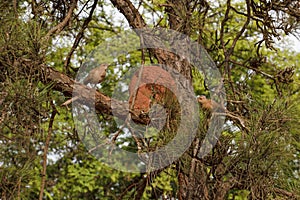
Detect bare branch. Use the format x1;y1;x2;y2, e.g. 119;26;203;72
274;188;299;199
40;64;149;124
227;0;251;56
39;101;57;200
44;0;78;41
64;0;98;73
110;0;147;28
229;59;275;80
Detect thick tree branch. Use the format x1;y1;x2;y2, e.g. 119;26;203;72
41;65;148;124
110;0;147;28
110;0;192;81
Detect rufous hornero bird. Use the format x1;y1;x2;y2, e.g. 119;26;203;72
197;95;247;130
61;64;109;106
197;95;221;111
83;63;109;85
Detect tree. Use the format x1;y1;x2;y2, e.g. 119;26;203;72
0;0;299;199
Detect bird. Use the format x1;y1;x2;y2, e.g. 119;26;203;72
83;63;109;85
197;95;218;110
197;95;248;131
61;64;108;107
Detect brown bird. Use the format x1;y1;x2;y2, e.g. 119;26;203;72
197;95;216;110
197;95;247;130
197;95;227;111
83;64;109;85
61;64;108;107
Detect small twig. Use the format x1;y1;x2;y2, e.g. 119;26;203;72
118;174;145;200
127;123;146;151
39;101;57;200
74;0;91;18
274;188;299;199
43;0;78;41
158;3;173;8
214;111;249;133
227;0;251;57
111;123;127;143
137;0;143;10
31;0;38;16
88;139;110;153
64;0;98;73
219;0;231;56
229;59;275;80
226;100;245;104
186;138;200;199
13;0;18;17
61;96;79;106
17;177;21;200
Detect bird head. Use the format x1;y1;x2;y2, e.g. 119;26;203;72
197;95;207;103
102;63;109;69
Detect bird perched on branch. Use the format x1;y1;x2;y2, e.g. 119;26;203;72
197;95;248;131
197;95;220;111
83;63;109;85
61;64;109;107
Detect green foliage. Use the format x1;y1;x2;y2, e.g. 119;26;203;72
0;0;299;199
143;168;177;198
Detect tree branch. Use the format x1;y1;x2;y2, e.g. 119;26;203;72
39;101;57;200
110;0;192;81
40;64;148;124
44;0;78;41
110;0;147;28
64;0;98;73
274;188;299;199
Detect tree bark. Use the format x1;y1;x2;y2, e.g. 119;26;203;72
109;0;216;199
40;64;149;124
